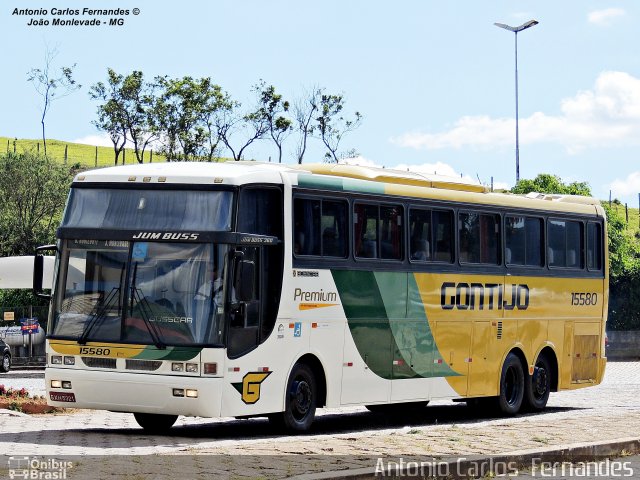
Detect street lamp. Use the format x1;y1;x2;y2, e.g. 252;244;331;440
494;19;538;183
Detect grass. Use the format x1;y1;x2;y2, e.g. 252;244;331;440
608;202;640;238
1;136;169;168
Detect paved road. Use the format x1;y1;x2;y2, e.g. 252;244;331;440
0;362;638;479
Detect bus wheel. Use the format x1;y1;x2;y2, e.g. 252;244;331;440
274;363;317;432
497;353;525;415
133;413;178;433
524;354;551;411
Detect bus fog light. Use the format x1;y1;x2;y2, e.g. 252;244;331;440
61;381;72;389
203;363;217;375
63;356;75;365
51;380;62;388
186;363;198;373
185;389;198;398
172;388;185;397
51;355;62;365
172;362;184;372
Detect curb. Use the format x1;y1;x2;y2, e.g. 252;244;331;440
289;437;640;479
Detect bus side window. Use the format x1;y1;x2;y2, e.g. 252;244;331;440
409;208;431;261
587;222;602;271
505;216;543;267
354;204;378;258
433;210;454;263
459;212;500;265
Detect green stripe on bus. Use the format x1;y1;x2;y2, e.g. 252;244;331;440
298;175;385;195
332;270;456;380
134;346;201;361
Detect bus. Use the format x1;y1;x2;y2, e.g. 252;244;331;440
35;161;608;432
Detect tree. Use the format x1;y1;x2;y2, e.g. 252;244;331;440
316;92;362;163
153;76;230;161
254;81;292;163
0;152;74;257
27;47;81;156
217;93;269;162
511;174;591;196
293;86;321;164
89;69;128;165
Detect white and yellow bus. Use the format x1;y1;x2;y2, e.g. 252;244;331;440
36;162;607;432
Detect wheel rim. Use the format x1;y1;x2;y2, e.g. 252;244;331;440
290;379;312;421
533;364;548;399
2;355;8;370
504;365;522;406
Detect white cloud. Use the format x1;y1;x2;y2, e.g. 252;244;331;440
610;171;640;197
588;8;626;27
391;71;640;154
72;133;114;148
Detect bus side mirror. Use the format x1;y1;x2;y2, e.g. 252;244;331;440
34;244;57;300
234;259;256;302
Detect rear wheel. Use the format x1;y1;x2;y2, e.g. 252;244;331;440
271;363;317;432
524;354;551;411
497;353;525;415
1;353;10;373
133;413;178;433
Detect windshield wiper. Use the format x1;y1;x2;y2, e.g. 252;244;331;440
129;287;166;350
128;262;166;349
78;287;120;345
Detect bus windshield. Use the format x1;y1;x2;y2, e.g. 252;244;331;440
51;240;229;346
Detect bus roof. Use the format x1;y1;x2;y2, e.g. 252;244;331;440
74;161;603;216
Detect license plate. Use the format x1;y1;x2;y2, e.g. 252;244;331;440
49;392;76;402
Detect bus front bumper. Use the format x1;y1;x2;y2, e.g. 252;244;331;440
46;367;223;417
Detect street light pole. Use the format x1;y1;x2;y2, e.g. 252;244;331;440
494;19;538;183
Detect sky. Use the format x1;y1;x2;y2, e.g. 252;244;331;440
1;1;639;205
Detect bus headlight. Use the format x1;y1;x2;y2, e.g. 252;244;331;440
63;356;75;365
51;355;63;365
51;380;62;388
185;363;198;373
171;363;184;372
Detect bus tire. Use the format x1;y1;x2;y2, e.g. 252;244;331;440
497;353;525;416
523;354;551;411
133;412;178;433
273;363;317;432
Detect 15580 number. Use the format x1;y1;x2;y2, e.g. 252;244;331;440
78;347;111;356
571;292;598;306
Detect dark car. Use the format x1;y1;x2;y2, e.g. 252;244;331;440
0;339;11;373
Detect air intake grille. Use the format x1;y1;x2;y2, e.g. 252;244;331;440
125;359;162;371
81;357;117;369
496;321;503;339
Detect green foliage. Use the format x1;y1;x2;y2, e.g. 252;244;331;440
0;152;74;257
316;93;362;163
603;205;640;330
511;173;592;196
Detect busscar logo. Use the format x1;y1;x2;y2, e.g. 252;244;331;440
231;372;272;404
132;232;199;241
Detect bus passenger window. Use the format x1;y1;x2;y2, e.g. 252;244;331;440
433;210;454;263
505;216;543;267
293;198;321;255
409;209;431;261
459;212;500;265
587;223;602;270
548;219;584;269
380;205;402;260
354;204;378;258
321;201;348;258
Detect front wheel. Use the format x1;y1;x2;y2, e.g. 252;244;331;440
133;413;178;433
497;353;525;416
524;354;551;411
271;363;317;432
1;353;10;373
